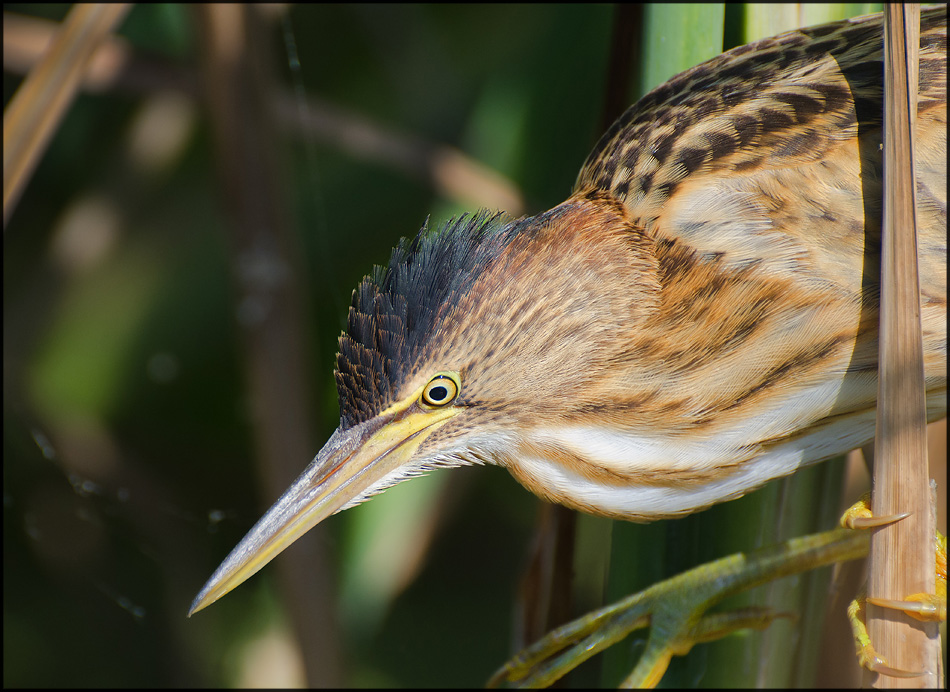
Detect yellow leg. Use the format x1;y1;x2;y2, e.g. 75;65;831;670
488;501;943;689
488;529;867;689
620;607;795;688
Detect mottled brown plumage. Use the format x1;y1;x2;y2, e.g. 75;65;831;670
191;8;946;617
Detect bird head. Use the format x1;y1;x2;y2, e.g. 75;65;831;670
189;193;657;615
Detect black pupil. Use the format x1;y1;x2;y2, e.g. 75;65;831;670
429;385;449;402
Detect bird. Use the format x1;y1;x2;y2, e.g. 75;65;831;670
190;6;947;685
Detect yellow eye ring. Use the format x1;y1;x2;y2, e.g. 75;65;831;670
421;373;460;407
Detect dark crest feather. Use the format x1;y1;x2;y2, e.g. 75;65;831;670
335;210;524;428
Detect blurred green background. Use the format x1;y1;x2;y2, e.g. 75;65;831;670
7;3;942;689
2;4;611;687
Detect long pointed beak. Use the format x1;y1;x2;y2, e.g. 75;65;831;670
189;404;458;616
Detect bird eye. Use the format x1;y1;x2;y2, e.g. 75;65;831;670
421;373;459;407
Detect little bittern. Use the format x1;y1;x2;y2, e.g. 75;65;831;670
192;6;947;683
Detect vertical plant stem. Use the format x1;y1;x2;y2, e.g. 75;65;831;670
869;3;939;688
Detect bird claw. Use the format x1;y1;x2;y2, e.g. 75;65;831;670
843;512;911;529
867;594;945;622
861;653;926;679
839;493;910;530
842;504;946;677
847;595;929;678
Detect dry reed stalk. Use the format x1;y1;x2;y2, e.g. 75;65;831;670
3;4;130;227
869;4;941;688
